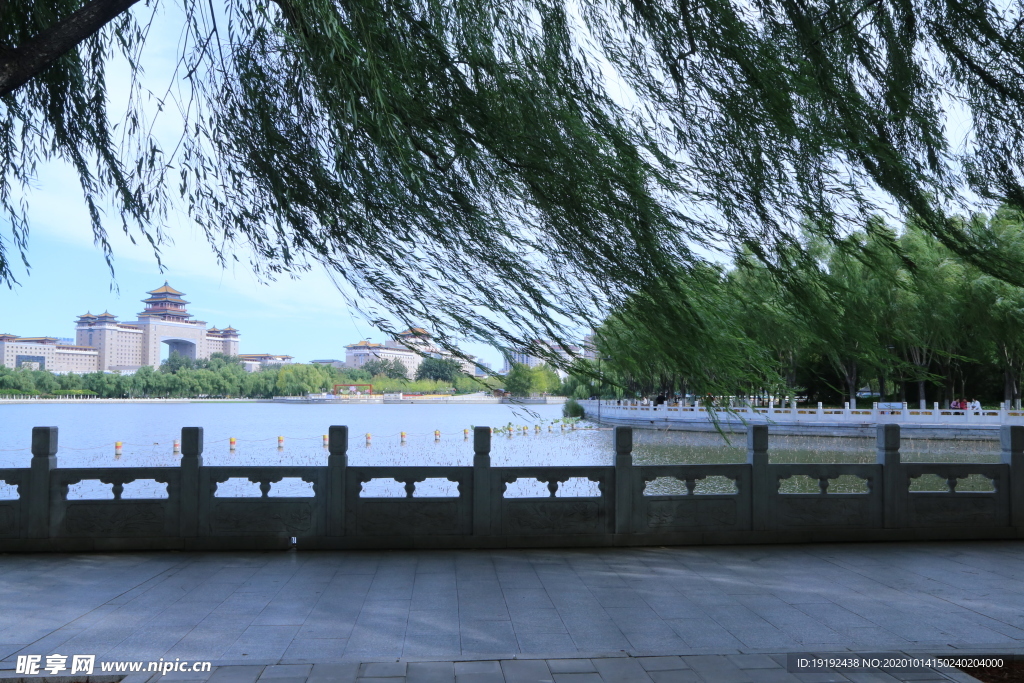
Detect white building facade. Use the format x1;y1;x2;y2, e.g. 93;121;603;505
1;283;241;374
345;328;477;377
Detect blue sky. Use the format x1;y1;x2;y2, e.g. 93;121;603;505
0;211;505;366
0;2;508;369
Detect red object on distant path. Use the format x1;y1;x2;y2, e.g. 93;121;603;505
332;383;374;395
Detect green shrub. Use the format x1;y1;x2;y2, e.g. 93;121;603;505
562;397;585;418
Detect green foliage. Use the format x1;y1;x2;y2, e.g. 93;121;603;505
529;364;561;395
9;0;1024;372
362;358;408;379
562;397;585;418
415;357;463;383
585;208;1024;407
503;363;534;397
0;356;501;399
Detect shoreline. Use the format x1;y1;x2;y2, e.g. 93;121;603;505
0;396;567;405
593;414;1004;440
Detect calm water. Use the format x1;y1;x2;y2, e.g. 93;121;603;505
0;403;1002;496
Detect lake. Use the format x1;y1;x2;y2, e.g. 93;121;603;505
0;402;1002;496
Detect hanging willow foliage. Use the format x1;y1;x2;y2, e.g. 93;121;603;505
2;0;1024;380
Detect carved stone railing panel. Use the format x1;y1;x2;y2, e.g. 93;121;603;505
898;463;1010;528
359;478;408;498
345;466;472;537
412;478;460;498
555;477;602;498
200;466;327;537
268;477;315;497
0;469;27;538
1;423;1023;548
212;478;264;497
634;464;751;533
767;464;882;530
494;466;613;535
503;478;550;498
120;480;170;499
50;467;181;538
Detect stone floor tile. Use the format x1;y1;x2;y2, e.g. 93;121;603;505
455;661;502;674
500;659;553;683
280;638;348;662
361;662;408;677
258;664;312;679
740;670;802;683
551;674;603;683
517;633;578;654
793;674;851;683
682;656;754;683
591;657;654;683
637;658;687;672
729;655;784;670
306;662;360;683
407;661;456;683
547;660;597;674
355;678;405;683
206;665;267;683
648;671;702;683
403;635;462;657
455;673;505;683
840;674;899;683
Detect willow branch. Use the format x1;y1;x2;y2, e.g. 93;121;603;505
0;0;142;97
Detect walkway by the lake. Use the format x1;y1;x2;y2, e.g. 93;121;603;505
1;542;1021;680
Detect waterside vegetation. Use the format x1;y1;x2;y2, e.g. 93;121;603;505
0;353;504;399
575;209;1024;408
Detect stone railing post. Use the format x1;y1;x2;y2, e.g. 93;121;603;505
747;424;769;531
877;424;900;528
29;427;57;538
614;426;633;535
473;427;491;535
179;427;203;538
1001;425;1024;529
327;425;348;536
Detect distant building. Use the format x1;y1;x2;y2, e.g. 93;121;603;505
1;283;243;373
0;334;99;374
345;328;476;377
310;359;346;369
238;354;294;372
504;340;583;375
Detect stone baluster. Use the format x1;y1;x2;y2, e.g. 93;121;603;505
328;425;348;536
614;426;633;535
179;427;203;537
747;424;770;531
29;427;57;538
877;424;900;529
473;426;491;535
1001;425;1024;529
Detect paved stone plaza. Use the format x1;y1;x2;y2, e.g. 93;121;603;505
1;542;1023;682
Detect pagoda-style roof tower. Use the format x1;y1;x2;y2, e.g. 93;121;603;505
139;281;193;321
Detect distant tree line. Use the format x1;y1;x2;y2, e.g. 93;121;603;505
0;353;503;398
572;208;1024;408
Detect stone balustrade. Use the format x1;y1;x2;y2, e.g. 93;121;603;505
585;400;1024;436
0;424;1022;551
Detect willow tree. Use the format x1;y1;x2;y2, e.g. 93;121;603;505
4;0;1024;371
